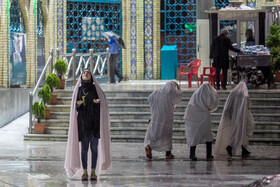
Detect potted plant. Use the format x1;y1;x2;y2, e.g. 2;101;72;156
32;101;46;134
54;59;67;89
266;24;280;82
38;84;52;119
46;73;60;105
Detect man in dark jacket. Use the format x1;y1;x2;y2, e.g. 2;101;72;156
210;29;241;90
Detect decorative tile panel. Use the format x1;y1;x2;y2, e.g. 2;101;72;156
57;0;63;50
144;0;153;80
130;0;137;80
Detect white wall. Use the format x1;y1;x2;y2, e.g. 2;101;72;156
197;19;211;76
0;88;32;128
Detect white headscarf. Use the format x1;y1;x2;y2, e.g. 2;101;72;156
144;81;182;152
214;82;255;156
184;83;219;147
64;71;112;178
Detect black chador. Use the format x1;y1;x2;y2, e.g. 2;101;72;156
76;77;100;141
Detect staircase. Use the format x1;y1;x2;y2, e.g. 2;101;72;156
24;89;280;145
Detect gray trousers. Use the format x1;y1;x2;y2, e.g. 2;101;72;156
109;53;122;83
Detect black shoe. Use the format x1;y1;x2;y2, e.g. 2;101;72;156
222;87;227;90
190;155;197;161
190;146;197;161
206;142;213;161
226;146;233;156
241;146;251;157
216;87;220;90
206;155;214;161
118;77;123;83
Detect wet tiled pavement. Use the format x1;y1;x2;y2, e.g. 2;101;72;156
0;113;280;187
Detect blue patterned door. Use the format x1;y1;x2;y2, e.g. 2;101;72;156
161;0;197;65
67;0;122;74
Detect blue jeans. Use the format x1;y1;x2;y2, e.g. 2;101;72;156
81;135;99;169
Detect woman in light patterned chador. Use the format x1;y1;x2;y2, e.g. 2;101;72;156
65;69;112;181
144;81;182;160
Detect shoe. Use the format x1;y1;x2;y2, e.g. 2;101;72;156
241;145;251;157
206;155;214;161
166;154;175;159
206;142;213;161
145;146;152;159
118;76;123;83
81;173;88;181
226;146;232;156
90;171;97;180
222;87;227;90
190;155;197;161
216;87;220;90
190;146;197;161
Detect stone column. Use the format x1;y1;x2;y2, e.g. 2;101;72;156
121;0;131;80
136;0;144;80
0;0;10;87
153;0;160;79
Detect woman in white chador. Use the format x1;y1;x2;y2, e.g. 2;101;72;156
184;83;219;161
144;81;182;159
214;82;255;157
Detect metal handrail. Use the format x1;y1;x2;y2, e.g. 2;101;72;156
28;49;54;134
64;49;109;85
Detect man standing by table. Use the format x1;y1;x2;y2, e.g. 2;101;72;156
210;29;241;90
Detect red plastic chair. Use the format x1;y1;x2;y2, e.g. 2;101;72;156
179;59;202;88
200;67;223;88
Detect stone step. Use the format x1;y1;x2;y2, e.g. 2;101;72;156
24;134;68;141
46;105;70;112
104;97;280;105
44;106;280;122
46;104;280;117
53;90;195;98
24;133;280;145
109;127;280;139
52;89;280;98
53;95;280;107
108;112;280;122
39;118;280;131
50;112;70;119
108;104;280;114
110;135;280;145
39;121;280;141
110;120;280;130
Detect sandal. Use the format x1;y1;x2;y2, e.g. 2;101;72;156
81;173;88;181
145;146;152;159
90;171;97;180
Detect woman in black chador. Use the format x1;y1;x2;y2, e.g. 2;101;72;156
76;69;100;180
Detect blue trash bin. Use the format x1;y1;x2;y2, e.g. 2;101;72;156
161;45;177;80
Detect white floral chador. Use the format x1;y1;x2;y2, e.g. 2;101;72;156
184;83;219;147
144;81;182;152
214;82;255;156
